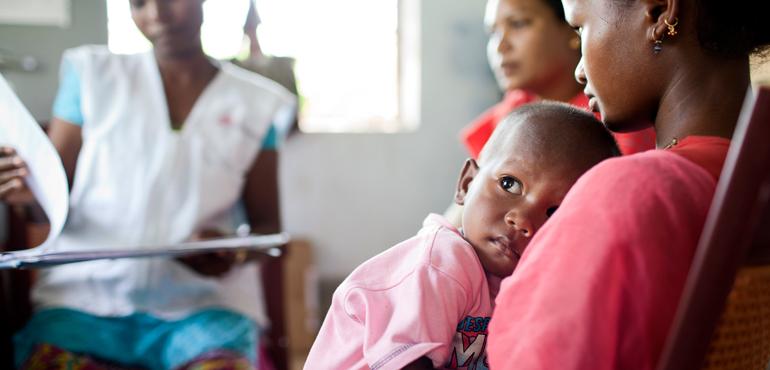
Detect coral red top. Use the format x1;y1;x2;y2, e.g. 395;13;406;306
460;89;657;157
488;136;731;370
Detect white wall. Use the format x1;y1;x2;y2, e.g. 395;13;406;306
280;0;500;281
0;0;107;121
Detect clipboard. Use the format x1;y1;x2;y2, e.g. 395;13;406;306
0;233;289;269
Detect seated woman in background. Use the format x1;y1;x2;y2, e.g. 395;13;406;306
488;0;769;368
462;0;656;157
0;0;294;369
234;0;299;136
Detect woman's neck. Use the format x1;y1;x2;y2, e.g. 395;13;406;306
154;48;217;82
153;47;219;128
654;55;750;148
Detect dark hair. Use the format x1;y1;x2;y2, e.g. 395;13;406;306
516;102;621;157
695;0;770;58
542;0;567;22
480;102;621;164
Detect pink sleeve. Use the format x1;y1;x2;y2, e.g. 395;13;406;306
351;264;470;369
488;152;716;370
305;240;477;370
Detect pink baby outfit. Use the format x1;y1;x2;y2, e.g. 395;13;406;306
304;214;497;370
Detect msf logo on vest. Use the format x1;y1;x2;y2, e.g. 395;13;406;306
446;316;490;369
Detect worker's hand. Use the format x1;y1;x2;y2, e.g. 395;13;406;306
0;146;35;205
176;229;254;277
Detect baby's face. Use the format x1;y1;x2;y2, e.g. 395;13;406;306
456;126;591;277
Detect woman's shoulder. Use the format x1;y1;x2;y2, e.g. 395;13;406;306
61;45;146;76
63;44;141;63
559;150;718;232
511;150;720;290
582;150;717;192
63;44;112;59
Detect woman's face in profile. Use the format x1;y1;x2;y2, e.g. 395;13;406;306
564;0;657;132
129;0;204;58
485;0;579;94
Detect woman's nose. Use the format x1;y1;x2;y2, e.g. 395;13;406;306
491;28;512;55
145;0;172;23
575;58;587;85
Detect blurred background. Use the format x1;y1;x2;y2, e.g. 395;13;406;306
0;0;500;367
1;1;768;368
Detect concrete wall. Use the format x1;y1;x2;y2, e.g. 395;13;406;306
0;0;107;121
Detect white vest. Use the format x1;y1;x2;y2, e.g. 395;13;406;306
32;46;295;327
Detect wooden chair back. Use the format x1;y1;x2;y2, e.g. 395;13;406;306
657;86;770;370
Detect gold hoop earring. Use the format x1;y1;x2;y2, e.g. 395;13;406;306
664;17;679;36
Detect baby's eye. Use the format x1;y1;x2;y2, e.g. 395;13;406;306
499;176;523;195
546;206;559;218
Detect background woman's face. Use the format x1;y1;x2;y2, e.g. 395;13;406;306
130;0;204;58
564;0;659;132
485;0;579;94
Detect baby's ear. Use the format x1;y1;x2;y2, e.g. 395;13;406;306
454;158;479;206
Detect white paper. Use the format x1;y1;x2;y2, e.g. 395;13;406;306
0;74;69;252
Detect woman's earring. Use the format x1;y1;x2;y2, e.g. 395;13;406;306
664;18;679;36
653;39;663;55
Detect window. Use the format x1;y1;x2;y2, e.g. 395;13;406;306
107;0;251;58
106;0;420;133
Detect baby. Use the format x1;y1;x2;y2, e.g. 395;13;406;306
304;102;620;370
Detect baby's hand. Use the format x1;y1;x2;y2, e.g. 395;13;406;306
0;146;34;205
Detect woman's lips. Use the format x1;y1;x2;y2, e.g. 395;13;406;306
586;94;599;113
501;62;519;76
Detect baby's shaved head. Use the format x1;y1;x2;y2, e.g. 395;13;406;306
456;102;619;277
478;102;620;170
